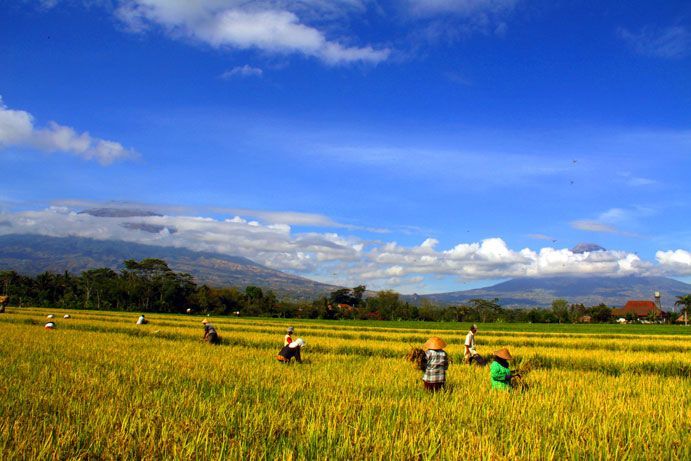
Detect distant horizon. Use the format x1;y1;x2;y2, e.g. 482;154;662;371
1;232;689;297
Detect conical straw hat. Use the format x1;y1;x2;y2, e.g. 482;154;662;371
423;336;447;350
493;348;512;360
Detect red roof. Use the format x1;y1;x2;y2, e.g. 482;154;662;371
611;300;660;318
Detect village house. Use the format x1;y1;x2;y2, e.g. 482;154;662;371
611;300;666;320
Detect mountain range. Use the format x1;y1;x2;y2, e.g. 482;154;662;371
0;233;689;308
0;234;336;300
413;276;690;309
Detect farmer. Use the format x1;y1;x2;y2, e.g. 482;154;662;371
276;338;305;364
44;322;56;330
490;348;519;390
464;324;484;365
0;294;8;313
136;314;148;325
422;336;449;392
202;319;220;344
284;326;295;346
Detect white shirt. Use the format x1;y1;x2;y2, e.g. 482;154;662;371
464;331;476;356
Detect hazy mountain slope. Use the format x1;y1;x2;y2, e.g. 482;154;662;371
0;234;336;300
417;276;691;308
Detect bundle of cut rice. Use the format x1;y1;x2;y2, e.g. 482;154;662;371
405;347;427;371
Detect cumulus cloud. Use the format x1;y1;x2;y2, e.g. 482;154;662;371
365;235;652;281
656;249;691;275
0;98;137;164
0;205;685;291
617;25;691;59
115;0;389;65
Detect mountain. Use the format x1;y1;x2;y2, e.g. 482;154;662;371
571;243;606;254
78;207;163;218
0;234;337;300
415;276;691;309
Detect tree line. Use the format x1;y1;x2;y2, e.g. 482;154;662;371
1;258;685;323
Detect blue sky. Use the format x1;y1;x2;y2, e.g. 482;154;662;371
1;0;690;293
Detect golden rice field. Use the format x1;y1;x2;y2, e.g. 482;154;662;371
1;307;689;460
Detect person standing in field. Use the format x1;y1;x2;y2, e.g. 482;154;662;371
464;324;485;365
276;338;304;364
490;348;519;390
284;326;294;346
202;319;220;345
422;336;449;392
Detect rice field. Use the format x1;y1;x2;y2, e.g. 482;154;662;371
1;307;689;460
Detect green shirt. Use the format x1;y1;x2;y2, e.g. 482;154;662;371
490;360;511;390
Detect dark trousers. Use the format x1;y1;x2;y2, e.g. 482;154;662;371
277;346;302;363
206;332;220;344
424;381;445;392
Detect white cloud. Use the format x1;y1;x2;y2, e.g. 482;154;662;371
0;98;136;164
0;205;684;291
368;235;650;281
571;220;619;234
617;25;691;59
528;233;556;242
572;206;657;236
313;143;569;187
656;249;691;275
221;65;263;78
115;0;389;65
402;0;518;44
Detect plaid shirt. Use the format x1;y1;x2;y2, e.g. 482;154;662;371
422;349;448;383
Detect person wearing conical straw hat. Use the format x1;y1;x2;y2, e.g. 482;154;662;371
202;318;220;345
490;348;516;390
422;336;449;392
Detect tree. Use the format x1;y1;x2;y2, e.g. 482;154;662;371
569;303;586;322
81;268;117;309
551;299;570;323
374;290;402;320
468;298;503;323
587;304;612;323
352;285;366;306
0;270;18;296
674;295;691;326
121;259;196;311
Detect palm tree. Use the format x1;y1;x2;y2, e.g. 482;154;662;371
674;295;691;326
